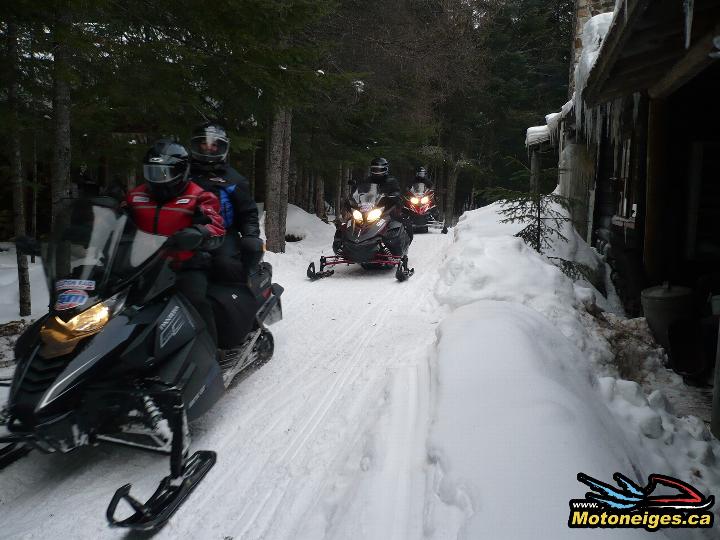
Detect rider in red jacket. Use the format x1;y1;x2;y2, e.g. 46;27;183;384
125;139;225;343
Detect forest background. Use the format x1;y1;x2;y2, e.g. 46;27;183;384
0;0;574;311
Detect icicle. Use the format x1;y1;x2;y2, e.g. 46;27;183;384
684;0;694;49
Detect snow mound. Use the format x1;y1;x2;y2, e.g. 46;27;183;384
435;203;615;367
284;204;334;243
433;201;720;537
426;301;648;539
0;245;49;325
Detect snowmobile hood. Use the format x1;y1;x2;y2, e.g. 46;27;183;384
34;314;137;414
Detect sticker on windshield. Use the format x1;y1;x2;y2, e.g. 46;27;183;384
55;279;95;291
55;290;89;311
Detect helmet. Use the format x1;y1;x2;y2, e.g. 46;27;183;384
415;167;427;179
190;122;230;168
142;139;190;202
369;157;389;178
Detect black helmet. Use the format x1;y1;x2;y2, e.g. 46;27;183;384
415;167;427;179
369;157;389;178
190;122;230;167
142;139;190;202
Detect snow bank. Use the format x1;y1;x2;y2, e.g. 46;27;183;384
431;202;720;538
284;203;335;243
259;204;336;280
435;203;616;367
0;244;49;325
426;301;649;539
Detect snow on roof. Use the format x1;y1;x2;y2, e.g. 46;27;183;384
546;112;561;141
525;125;550;147
574;12;615;129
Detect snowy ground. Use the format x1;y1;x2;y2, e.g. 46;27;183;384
0;204;719;539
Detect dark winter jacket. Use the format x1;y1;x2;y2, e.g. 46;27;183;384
190;165;261;239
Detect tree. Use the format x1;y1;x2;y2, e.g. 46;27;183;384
6;19;31;316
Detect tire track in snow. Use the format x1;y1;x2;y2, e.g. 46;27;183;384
229;238;444;540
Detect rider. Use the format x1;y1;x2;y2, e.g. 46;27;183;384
367;157;413;241
188;122;263;283
413;166;432;189
125;139;225;344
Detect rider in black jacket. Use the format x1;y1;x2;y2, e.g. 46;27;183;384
189;122;263;281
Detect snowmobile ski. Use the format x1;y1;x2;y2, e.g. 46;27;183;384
307;260;334;280
395;255;415;282
106;450;216;531
0;442;31;470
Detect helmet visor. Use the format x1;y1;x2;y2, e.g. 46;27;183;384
369;165;388;176
190;135;229;160
143;163;185;184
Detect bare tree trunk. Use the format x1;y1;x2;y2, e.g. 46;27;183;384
8;21;31;317
31;134;38;264
249;146;257;197
315;174;326;221
51;8;72;227
342;164;351;201
335;164;343;221
444;156;461;227
265;107;291;253
278;108;292;242
288;157;297;206
304;169;312;212
308;171;315;214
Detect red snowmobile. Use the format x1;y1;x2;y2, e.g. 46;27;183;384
403;182;447;233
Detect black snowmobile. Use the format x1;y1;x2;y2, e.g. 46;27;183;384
307;182;414;281
0;196;283;531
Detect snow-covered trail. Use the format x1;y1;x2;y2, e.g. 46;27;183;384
0;231;452;540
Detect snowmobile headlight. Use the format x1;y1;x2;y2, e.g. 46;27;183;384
366;208;383;222
39;291;128;358
63;302;110;334
63;291;127;335
410;197;420;205
420;196;429;204
352;210;363;222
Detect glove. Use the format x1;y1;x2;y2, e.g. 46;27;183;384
239;236;264;277
166;226;206;251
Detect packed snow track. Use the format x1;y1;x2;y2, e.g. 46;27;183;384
0;231;451;539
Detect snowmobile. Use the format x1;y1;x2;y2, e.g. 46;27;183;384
403;182;447;234
307;182;414;281
0;196;283;531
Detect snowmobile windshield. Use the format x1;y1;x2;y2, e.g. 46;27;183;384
410;182;427;195
43;198;167;303
351;183;380;209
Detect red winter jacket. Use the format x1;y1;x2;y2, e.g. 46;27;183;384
125;181;225;262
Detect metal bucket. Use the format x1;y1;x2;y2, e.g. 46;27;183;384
641;282;694;358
